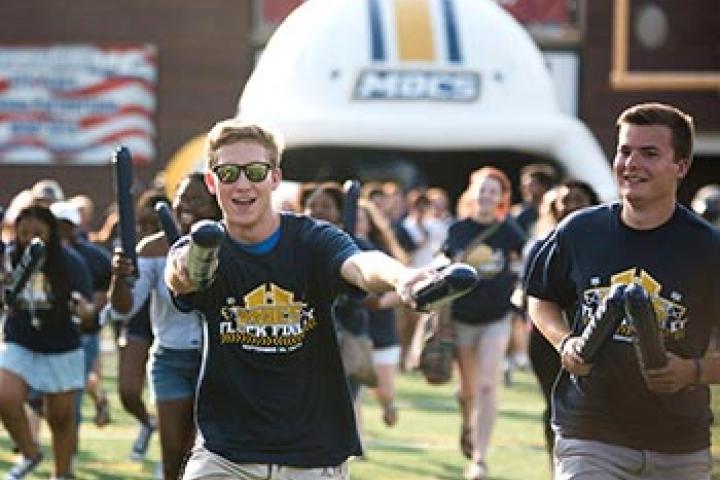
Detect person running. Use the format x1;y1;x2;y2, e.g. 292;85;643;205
356;198;408;427
109;173;222;479
0;205;94;480
50;199;113;445
527;102;720;480
521;180;599;464
439;167;526;480
113;188;167;461
164;118;431;480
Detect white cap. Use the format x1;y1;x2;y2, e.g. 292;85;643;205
50;201;81;226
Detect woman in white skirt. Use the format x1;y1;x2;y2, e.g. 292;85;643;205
0;205;95;480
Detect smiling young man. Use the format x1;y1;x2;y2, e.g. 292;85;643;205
526;103;720;480
164;118;428;480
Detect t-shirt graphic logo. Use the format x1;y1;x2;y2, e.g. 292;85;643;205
465;243;504;278
17;272;53;310
581;267;687;342
218;283;317;353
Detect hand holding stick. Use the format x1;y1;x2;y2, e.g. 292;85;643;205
411;263;478;313
624;282;668;369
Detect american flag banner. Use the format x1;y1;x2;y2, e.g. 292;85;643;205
0;44;156;165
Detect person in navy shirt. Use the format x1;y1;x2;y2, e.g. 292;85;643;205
527;103;720;480
0;205;94;480
164;119;431;480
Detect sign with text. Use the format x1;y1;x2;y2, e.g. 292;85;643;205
354;69;480;102
0;44;156;164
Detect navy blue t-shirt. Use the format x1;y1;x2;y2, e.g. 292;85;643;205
4;245;93;353
442;218;526;324
526;203;720;453
71;238;111;333
177;214;362;467
355;237;398;348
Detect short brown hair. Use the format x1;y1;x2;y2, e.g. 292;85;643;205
616;102;695;163
205;118;282;169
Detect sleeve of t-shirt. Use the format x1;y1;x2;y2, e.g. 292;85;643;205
506;219;529;254
525;227;576;308
94;246;112;292
310;222;361;298
66;249;93;301
440;220;462;258
521;238;546;287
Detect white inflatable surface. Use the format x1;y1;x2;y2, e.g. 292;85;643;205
234;0;616;199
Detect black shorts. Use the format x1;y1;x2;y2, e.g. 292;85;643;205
117;298;154;345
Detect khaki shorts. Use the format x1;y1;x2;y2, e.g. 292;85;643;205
182;445;349;480
452;312;512;348
554;436;711;480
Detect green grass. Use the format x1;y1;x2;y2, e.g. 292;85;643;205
1;348;719;479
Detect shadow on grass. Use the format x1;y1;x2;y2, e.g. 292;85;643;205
364;452;463;480
497;408;542;423
401;390;456;413
0;431;151;480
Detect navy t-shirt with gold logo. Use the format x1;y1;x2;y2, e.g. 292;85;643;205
527;203;720;453
176;213;362;467
4;245;93;353
442;218;526;324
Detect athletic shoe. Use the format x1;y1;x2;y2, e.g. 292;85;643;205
130;417;157;461
94;395;111;427
382;402;398;427
463;460;487;480
5;452;43;480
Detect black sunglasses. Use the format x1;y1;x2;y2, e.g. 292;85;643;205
212;162;273;184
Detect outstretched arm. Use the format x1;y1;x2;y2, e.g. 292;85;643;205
340;250;425;307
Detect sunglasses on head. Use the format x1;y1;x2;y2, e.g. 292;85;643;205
212;162;273;184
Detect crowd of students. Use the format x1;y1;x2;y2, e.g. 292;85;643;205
1;103;719;480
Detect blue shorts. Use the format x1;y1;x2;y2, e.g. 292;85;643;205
0;342;84;393
150;345;201;402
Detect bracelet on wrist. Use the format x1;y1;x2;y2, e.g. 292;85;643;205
558;333;573;354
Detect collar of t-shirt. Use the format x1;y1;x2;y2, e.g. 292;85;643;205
233;225;281;255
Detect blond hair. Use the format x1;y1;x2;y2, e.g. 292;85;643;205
205;118;283;169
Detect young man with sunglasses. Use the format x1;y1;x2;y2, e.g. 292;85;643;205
526;103;720;480
165;118;429;480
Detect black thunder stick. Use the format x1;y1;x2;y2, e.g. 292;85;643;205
577;283;626;362
112;146;138;284
155;202;180;246
3;238;46;309
411;263;478;313
624;282;668;369
186;220;224;290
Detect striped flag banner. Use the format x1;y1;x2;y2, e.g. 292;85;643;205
0;44;156;165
